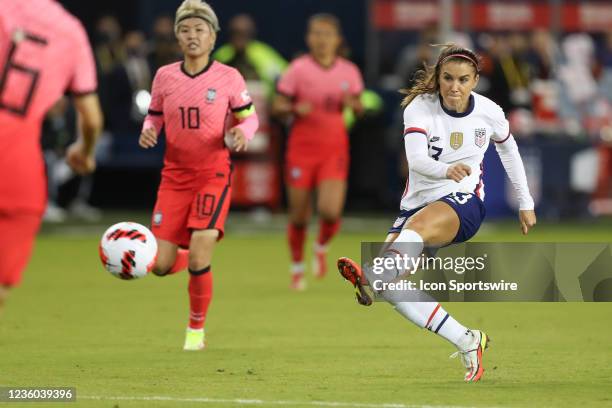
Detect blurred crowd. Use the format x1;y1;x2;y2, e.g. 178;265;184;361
381;27;612;215
42;13;612;222
385;26;612;140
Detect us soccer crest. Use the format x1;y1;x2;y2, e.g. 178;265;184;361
206;88;216;103
474;128;486;148
450;132;463;150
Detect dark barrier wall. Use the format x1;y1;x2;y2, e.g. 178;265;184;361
483;138;594;219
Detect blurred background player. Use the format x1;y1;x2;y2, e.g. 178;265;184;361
138;0;259;351
337;44;536;382
273;14;364;290
41;97;105;223
0;0;103;314
149;15;183;73
213;13;287;102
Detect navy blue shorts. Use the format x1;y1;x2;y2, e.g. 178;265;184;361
388;192;486;243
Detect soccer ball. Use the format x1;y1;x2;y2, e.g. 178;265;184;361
99;222;158;280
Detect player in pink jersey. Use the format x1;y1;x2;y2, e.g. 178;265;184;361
0;0;103;314
273;14;364;290
138;0;258;350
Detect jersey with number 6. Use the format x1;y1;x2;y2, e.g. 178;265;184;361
0;0;97;213
144;60;253;187
401;92;510;210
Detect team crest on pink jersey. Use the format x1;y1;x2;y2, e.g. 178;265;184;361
153;211;163;226
206;88;216;103
290;167;302;179
474;128;486;148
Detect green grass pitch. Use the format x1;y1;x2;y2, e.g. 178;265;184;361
1;215;611;408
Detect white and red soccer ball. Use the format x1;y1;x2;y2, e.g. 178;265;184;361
99;222;158;280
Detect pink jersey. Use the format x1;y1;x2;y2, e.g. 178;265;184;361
277;55;364;153
143;61;253;187
0;0;97;213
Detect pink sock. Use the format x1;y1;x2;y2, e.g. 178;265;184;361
188;266;212;330
168;249;189;274
288;224;306;263
317;219;341;247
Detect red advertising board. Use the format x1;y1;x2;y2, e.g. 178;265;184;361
470;2;551;31
372;0;612;31
231;161;281;208
563;3;612;31
373;0;459;30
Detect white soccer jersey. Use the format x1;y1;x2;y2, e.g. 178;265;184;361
401;92;533;211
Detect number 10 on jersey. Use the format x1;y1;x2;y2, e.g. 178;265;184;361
179;107;200;129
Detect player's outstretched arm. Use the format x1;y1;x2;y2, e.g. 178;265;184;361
272;94;311;120
494;134;536;235
405;131;456;180
446;163;472;182
139;127;158;149
139;68;164;149
519;210;536;235
342;93;364;116
229;108;259;152
271;94;292;118
66;94;103;175
228;127;247;152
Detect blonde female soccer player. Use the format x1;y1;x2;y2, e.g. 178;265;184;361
337;44;536;382
273;14;364;290
139;0;258;350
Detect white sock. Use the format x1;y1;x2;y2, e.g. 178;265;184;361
393;302;438;327
314;242;327;254
291;262;305;275
373;229;424;284
377;229;471;349
186;327;204;333
394;302;470;348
